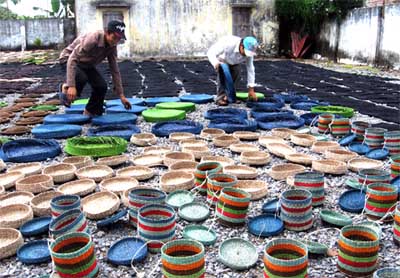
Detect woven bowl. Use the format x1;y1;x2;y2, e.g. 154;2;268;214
75;165;113;182
233;131;260;141
266;143;296;158
168;161;198;173
42;163;76;184
284;153;315;165
290;133;317;147
311;141;340;153
130;133;157;146
213;135;240;148
0;204;33;229
347;157;384;172
0;171;25;189
234;180;268;200
325;149;358;162
116;165;155;180
0;228;23;259
0;191;34;207
30;191;63;217
223;165;258;179
96;154;129;167
142;146;172;156
271;128;297;139
229;143;259;153
200;156;235;167
82;191;120;220
57;179;97;196
99;176;139;196
200;128;225;140
179;139;207;148
8;162;42;176
312;159;347;175
164;152;195;167
269;163;306;180
240;151;271;166
132;154;164;167
62;156;93;169
258;135;286;147
169;132;195;142
182;145;211;160
160;170;195;192
16;174;54;194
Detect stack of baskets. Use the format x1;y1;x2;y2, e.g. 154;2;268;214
216;187;250;227
194;162;222;194
293;172;325;206
280;189;313;231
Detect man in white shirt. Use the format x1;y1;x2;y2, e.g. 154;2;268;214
207;36;259;106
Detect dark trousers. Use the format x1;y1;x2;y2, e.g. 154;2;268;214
61;63;107;115
216;64;241;102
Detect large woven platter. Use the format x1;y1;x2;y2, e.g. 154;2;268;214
82;191;120;220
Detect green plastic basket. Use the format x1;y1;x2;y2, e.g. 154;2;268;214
65;136;127;157
311;105;354;118
30;105;58;111
155;102;196;112
142;108;186;123
236;91;265;101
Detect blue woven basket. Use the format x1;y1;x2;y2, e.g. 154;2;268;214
145;97;181;107
2;139;61;162
107;237;147;266
105;105;147;114
208;118;257;133
204;108;247;120
43;114;91;125
179;94;214;104
258;115;305;130
87;124;140;140
106;98;145;107
17;240;51;264
248;214;284;237
20;216;51;237
91;113;138;126
32;124;82;139
151;120;203;137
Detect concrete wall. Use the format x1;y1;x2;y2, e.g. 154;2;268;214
75;0;278;58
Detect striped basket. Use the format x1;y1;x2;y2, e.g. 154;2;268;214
49;209;89;239
358;169;391;186
138;204;176;253
161;239;205;278
206;173;237;205
331;118;350;137
194;162;222;195
384;131;400;155
337;225;380;277
351;121;371;142
390;155;400;178
50;232;99;278
263;238;308;278
280;189;313;231
128;188;166;228
394;204;400;246
317;114;333;134
294;172;325;206
365;128;387;149
50;194;81;218
365;183;398;221
216;187;250;227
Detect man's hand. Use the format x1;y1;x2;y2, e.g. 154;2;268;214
120;96;132;110
248;87;258;101
67;87;77;103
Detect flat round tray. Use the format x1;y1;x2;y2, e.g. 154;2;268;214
20;216;51;237
178;202;210;222
319;209;353;227
166;190;194;209
182;225;217;246
97;209;127;228
262;198;281;214
218;238;258;270
248;214;284;237
17;240;51;264
338;189;366;213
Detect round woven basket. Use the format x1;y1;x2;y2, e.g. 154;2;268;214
0;191;34;207
240;151;271;166
42;163;77;184
62;156;93;169
234;180;268;200
75;165;113;182
294;172;325;206
132;154;164;167
116;165;155;180
312;159;347;175
57;179;96;197
82;191;120;220
0;228;23;260
311;141;340;153
223;165;258;179
200;128;225;140
169;132;195;142
229;143;259;153
181;145;211;160
269;163;306;180
168;161;198;173
207;173;237;205
365;183;398;221
130;133;157;146
50;194;81;218
99;176;139;196
8;162;42;176
96;154;129;167
233;131;260;141
180;139;207;148
143;146;172;156
161;239;205;278
0;171;25;189
213;135;239;148
258;135;286;147
30;190;63;217
16;174;54;193
290;133;317;147
271;128;297;139
325;149;358;162
266;143;296;158
0;204;33;229
347;157;384;172
394;204;400;246
284;153;314;165
264;238;308;278
216;187;250;227
49;209;89;239
281;189;313;231
164;152;195;167
200;156;234;167
160;170;195;192
194;161;223;194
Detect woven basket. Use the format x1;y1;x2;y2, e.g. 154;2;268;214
161;239;205;278
160;170;195;192
96;154;129;167
181;145;211;160
207;173;237;204
325;149;358;162
258;135;286;147
337;225;379;277
130;133;157;146
0;191;34;207
50;194;81;218
143;146;172;156
290;133;317;147
233;131;260;141
82;191;120;220
30;191;63;217
49;209;89;239
0;204;33;229
15;174;53;193
269;163;306;180
0;171;25;189
294;172;325;206
128;188;166;228
240;151;271;166
271;128;297;139
42;163;77;184
116;165;155;180
50;232;99;277
266;143;296;158
62;156;93;169
200;156;234;167
164;152;195;167
234;180;268;200
229;143;259;153
348;157;384;172
216;187;250;227
168;161;198;173
57;179;96;197
365;183;397;220
311;141;340;153
312;159;347;175
0;228;23;260
358;169;390;186
284;153;314;166
8;162;42;176
138;204;176;253
132;154;164;167
223;165;258;179
194;161;223;194
281;189;313;231
200;128;225;140
75;165;113;182
212;135;239;148
99;176;139;196
394;204;400;246
264;238;308;278
169;132;195;142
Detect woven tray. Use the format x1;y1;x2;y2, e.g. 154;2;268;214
200;156;235;167
269;163;306;180
240;151;271;166
0;171;25;189
266;143;296;158
130;133;157;146
169;132;195;142
229;143;259;153
75;165;113;182
0;228;23;259
168;161;198;173
132;154;164;167
15;174;54;194
96;154;129;167
116;165;155;180
232;131;260;141
311;141;340;153
99;176;139;195
234;180;268;200
284;153;314;165
0;204;33;229
218;238;258;270
142;146;172;156
30;191;63;217
312;159;347;175
42;163;76;183
258;135;286;147
62;156;93;169
223;165;258;179
164;152;195;167
160;170;195;192
0;191;34;207
57;179;96;196
213;135;240;148
290;133;317;147
347;157;384;172
7;162;42;176
82;191;120;220
200;128;225;140
271;128;297;139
